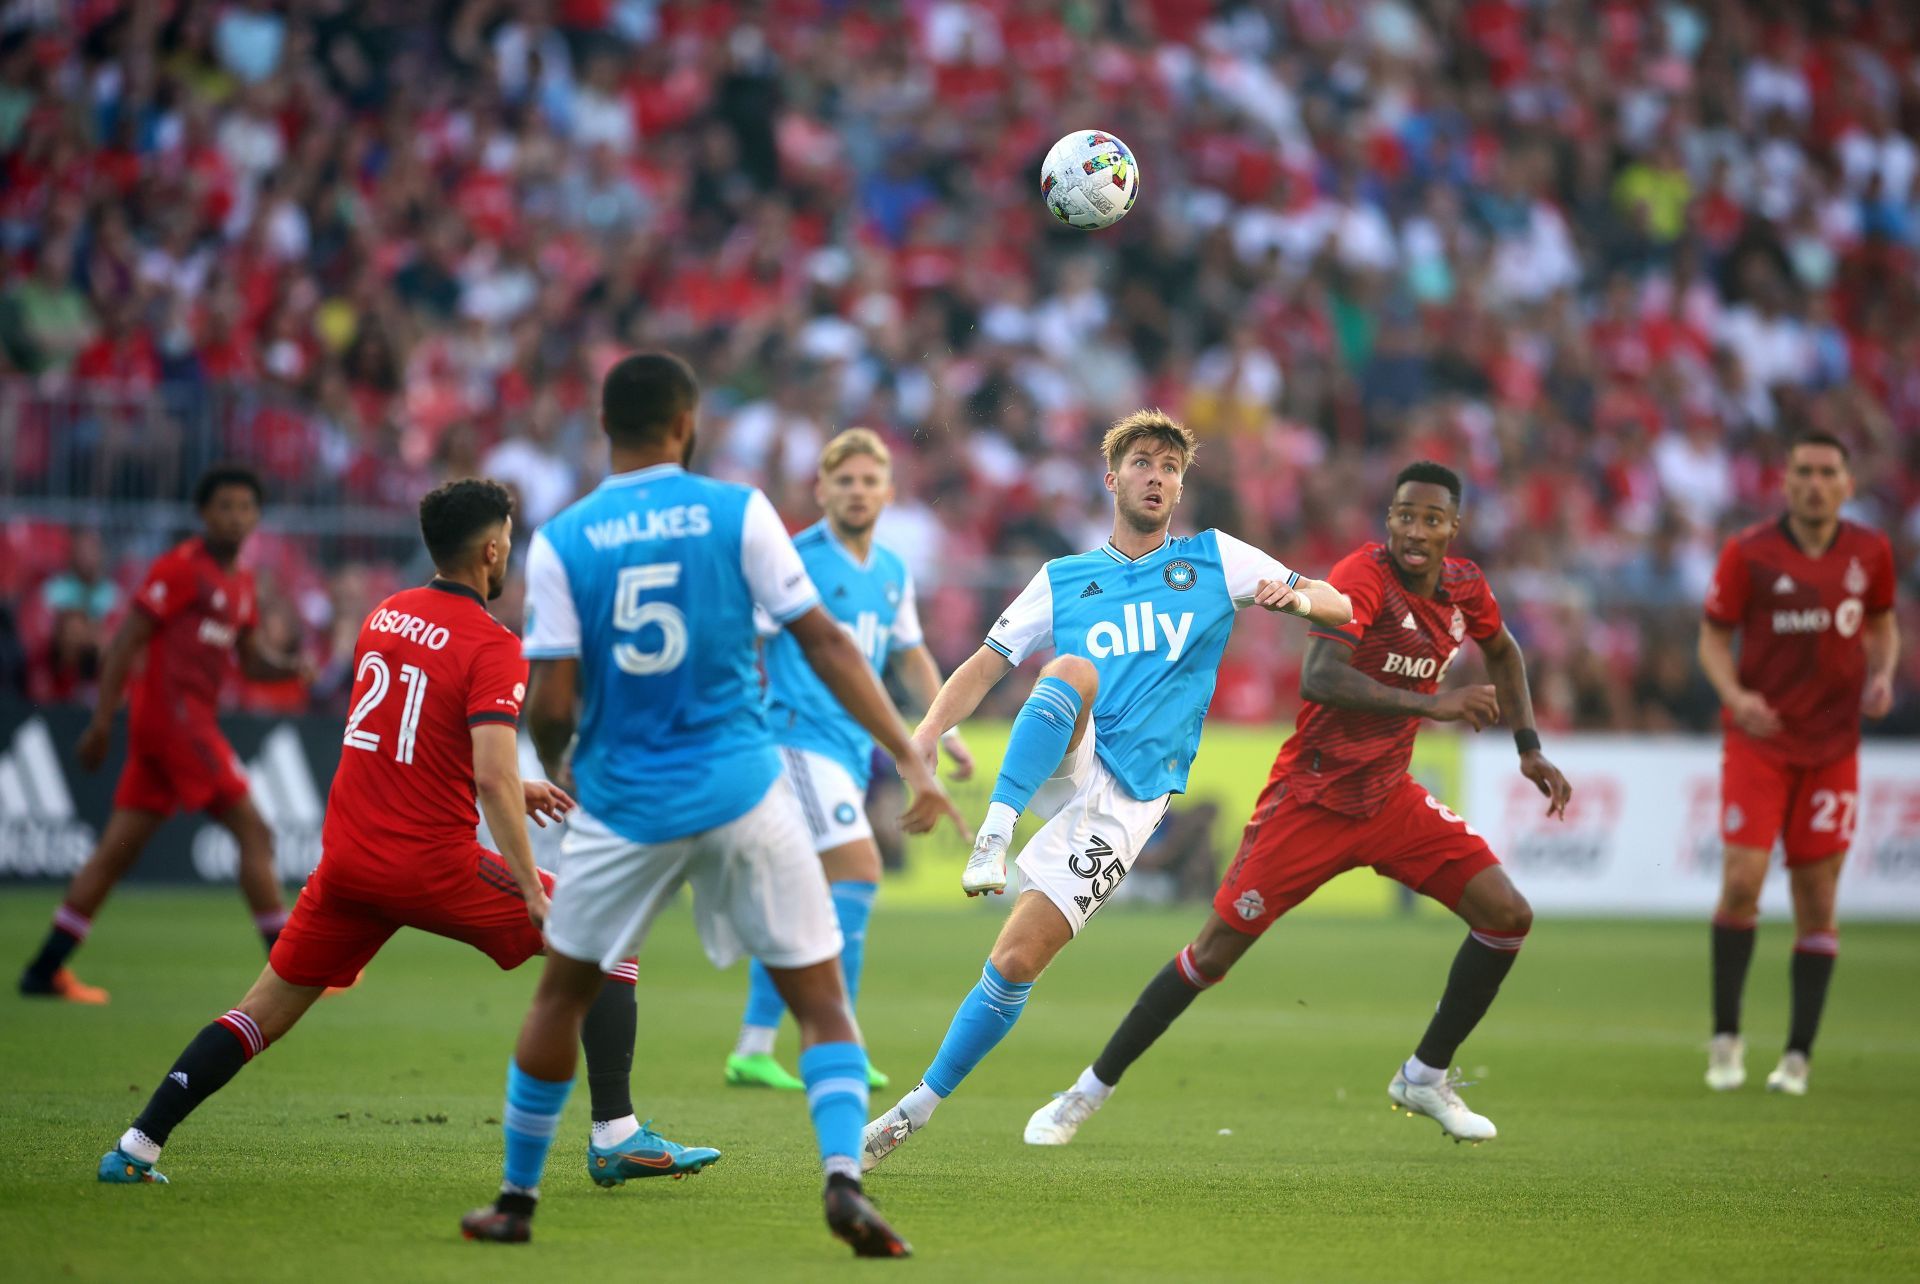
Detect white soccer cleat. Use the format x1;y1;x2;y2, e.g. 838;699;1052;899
1765;1051;1810;1096
1024;1088;1104;1146
1388;1068;1497;1144
961;831;1009;897
1705;1034;1747;1091
861;1104;918;1172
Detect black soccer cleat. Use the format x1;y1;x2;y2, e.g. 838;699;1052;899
824;1180;912;1258
460;1203;532;1244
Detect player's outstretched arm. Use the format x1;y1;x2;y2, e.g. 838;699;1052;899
471;723;549;929
1697;620;1781;737
76;609;155;771
891;644;977;780
1477;626;1572;818
524;658;579;789
1251;576;1352;627
1299;634;1499;728
237;627;309;683
787;606;969;838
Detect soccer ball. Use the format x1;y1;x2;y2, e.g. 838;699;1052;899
1039;130;1140;231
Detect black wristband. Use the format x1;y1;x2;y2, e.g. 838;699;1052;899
1514;728;1541;755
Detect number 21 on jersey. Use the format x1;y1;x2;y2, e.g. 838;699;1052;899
343;652;428;764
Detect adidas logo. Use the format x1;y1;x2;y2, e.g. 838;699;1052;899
192;725;324;882
1080;581;1104;598
0;716;96;877
1402;612;1418;630
169;1071;189;1089
1774;574;1796;595
833;585;849;598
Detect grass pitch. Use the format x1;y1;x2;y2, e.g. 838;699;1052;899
2;890;1916;1283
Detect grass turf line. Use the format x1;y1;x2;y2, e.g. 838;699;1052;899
2;890;1916;1282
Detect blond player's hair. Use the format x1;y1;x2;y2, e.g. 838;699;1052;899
819;427;891;476
1101;409;1197;473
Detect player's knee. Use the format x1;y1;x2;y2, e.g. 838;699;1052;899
1041;654;1098;705
1485;893;1533;937
988;940;1049;985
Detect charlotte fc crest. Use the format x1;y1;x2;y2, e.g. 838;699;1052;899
1163;560;1196;591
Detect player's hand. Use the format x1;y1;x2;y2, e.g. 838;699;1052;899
909;725;941;776
1520;750;1573;820
1728;689;1782;738
1429;685;1500;730
897;757;971;841
1252;579;1309;616
524;888;551;932
1863;674;1895;719
524;780;576;828
76;719;111;772
941;728;976;781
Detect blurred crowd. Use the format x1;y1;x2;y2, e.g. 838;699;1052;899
2;0;1919;734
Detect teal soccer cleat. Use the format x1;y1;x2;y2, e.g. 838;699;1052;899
99;1149;168;1184
586;1122;721;1186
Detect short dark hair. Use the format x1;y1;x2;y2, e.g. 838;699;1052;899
602;351;699;447
194;464;264;510
1789;430;1851;463
1393;460;1463;506
419;478;513;569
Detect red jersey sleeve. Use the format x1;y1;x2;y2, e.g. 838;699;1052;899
1463;567;1504;641
133;549;196;624
1704;537;1748;626
1310;549;1384;649
1867;531;1896;614
467;630;528;728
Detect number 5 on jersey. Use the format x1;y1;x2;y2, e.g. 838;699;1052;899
343;652;428;764
615;563;687;675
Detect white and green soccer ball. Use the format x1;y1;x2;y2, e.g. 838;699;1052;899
1039;129;1140;231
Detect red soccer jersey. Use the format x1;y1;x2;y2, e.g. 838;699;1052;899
128;538;256;733
1704;518;1896;766
321;582;527;888
1273;544;1504;818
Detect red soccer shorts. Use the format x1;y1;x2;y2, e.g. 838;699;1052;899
1213;773;1500;936
270;845;551;989
113;720;250;817
1720;735;1858;866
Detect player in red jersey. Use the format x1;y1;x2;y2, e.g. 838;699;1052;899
19;466;307;1004
96;480;718;1186
1698;431;1898;1097
1024;462;1572;1146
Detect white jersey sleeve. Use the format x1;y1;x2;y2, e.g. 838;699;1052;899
889;571;925;652
1214;530;1301;608
983;566;1054;665
522;529;582;659
741;489;821;624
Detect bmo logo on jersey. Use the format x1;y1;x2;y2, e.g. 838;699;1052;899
1774;598;1864;638
197;618;238;648
1085;603;1195;663
1383;646;1461;681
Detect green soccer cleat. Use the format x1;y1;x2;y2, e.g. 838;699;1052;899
586;1122;721;1186
865;1059;891;1091
725;1052;806;1091
98;1149;167;1184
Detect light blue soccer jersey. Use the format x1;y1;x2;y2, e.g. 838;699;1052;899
984;531;1299;801
762;522;923;789
522;464;820;844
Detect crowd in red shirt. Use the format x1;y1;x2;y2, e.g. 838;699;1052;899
1;0;1918;734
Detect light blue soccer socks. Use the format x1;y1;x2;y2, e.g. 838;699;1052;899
988;677;1082;822
742;958;787;1035
501;1060;574;1195
799;1041;870;1178
921;961;1034;1099
830;881;877;1006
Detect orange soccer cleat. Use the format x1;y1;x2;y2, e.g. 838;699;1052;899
36;967;111;1004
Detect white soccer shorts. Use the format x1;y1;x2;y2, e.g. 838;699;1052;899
545;777;843;973
1014;724;1172;936
778;745;875;854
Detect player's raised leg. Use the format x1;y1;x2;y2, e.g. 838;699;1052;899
1708;844;1768;1090
99;965;324;1183
18;808;165;1003
1388;866;1531;1143
1771;853;1843;1096
965;656;1097;895
214;795;290;953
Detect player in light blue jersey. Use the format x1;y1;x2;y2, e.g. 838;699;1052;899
726;428;975;1093
860;409;1353;1170
461;353;963;1259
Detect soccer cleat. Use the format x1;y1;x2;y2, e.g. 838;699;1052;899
460;1205;531;1243
1024;1087;1105;1146
860;1103;918;1172
586;1121;721;1185
865;1059;891;1091
1765;1051;1810;1096
725;1052;806;1091
961;831;1009;897
20;967;109;1004
98;1149;167;1184
825;1180;912;1258
1705;1033;1747;1091
1388;1068;1497;1143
